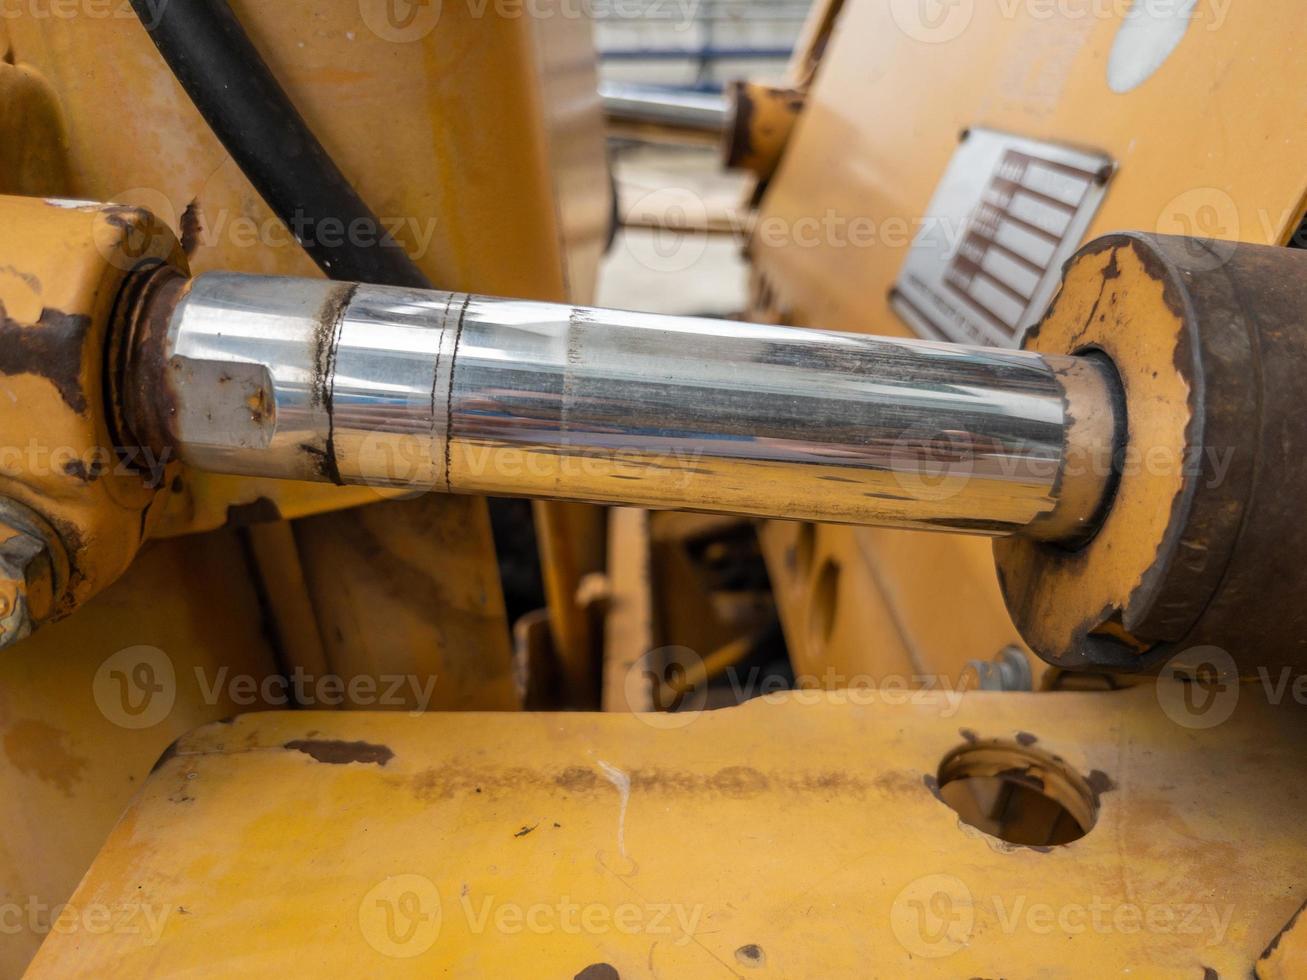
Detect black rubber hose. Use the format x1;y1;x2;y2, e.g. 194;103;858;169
128;0;430;288
131;0;547;631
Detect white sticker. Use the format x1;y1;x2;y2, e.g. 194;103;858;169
892;129;1113;348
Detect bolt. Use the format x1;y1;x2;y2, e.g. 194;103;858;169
962;646;1034;693
0;526;52;651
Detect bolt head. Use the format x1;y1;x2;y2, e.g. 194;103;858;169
0;528;51;650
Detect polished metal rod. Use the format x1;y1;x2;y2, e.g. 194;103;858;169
125;272;1120;540
600;82;730;133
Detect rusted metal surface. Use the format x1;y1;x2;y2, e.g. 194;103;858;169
26;683;1307;975
723;82;805;182
4;0;609;536
0;305;90;414
512;607;556;709
111;264;187;470
0;196;186;641
1259;901;1307;979
0;9;608;973
283;739;394;767
997;234;1307;675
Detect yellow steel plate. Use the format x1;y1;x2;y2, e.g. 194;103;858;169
28;685;1307;976
758;0;1307;329
753;0;1307;684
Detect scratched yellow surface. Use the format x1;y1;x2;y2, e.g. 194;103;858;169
28;685;1307;977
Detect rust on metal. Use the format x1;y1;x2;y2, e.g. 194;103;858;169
412;762;900;802
1259;899;1307;977
724;80;756;170
224;497;284;527
179;199;203;258
723;81;804;181
116;263;187;460
0;304;90;413
284;739;394;767
999;234;1307;677
735;944;766;967
59;456;103;483
308;282;357;485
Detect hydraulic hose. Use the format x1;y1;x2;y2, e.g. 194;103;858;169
128;0;429;288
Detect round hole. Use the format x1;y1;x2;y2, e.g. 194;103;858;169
806;558;840;656
935;741;1098;846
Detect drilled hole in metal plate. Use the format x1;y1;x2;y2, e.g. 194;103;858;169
936;741;1097;847
806;558;840;655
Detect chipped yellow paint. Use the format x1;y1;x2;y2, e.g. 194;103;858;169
0;196;184;619
995;238;1194;659
3;1;608;535
725;82;803;180
1258;902;1307;980
0;12;606;972
753;0;1307;682
27;684;1307;976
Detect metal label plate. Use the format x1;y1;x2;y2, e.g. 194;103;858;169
892;129;1113;348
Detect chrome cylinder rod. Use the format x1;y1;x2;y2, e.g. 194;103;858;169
599;82;729;133
124;272;1120;540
